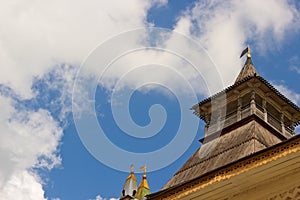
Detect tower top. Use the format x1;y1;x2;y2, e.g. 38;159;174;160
130;164;134;173
247;46;251;58
240;46;251;58
140;166;147;176
120;165;137;199
235;46;258;83
135;166;150;199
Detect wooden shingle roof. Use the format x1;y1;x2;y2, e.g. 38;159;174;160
161;118;282;189
234;57;258;83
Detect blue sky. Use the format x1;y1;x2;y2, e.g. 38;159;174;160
0;1;300;200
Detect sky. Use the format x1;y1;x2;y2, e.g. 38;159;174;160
0;0;300;200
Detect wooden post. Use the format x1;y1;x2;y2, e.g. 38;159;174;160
237;97;242;121
204;114;209;136
250;90;256;115
281;113;285;134
217;109;221;131
262;98;267;122
204;124;208;136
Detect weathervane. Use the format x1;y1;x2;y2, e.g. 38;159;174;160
130;164;134;173
240;45;251;58
140;165;147;175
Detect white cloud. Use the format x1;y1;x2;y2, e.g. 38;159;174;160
0;1;167;199
78;0;299;98
290;66;300;74
0;96;63;200
289;56;300;74
0;0;166;98
174;0;300;87
35;64;77;124
273;83;300;105
1;0;299;102
2;0;299;100
90;195;118;200
0;170;46;200
75;0;300;112
273;83;300;134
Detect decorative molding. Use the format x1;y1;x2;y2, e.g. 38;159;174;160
267;185;300;200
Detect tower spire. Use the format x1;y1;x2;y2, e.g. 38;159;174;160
247;45;251;58
120;164;137;199
135;166;150;199
240;46;251;58
140;166;146;176
235;46;258;83
130;163;134;173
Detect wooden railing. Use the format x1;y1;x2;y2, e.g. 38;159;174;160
205;103;294;137
267;113;281;131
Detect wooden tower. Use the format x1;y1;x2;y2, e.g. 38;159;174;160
148;48;300;200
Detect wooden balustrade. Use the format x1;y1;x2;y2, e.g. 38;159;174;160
205;103;294;136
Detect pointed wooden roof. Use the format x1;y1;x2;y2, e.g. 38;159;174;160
234;56;258;83
135;173;150;199
120;166;137;199
161;119;283;189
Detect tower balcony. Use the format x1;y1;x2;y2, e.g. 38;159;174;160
205;102;294;139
